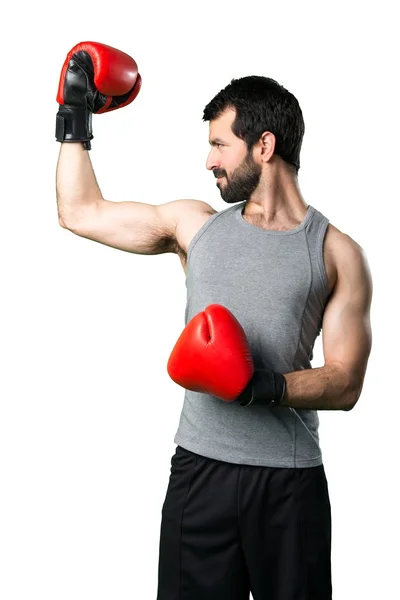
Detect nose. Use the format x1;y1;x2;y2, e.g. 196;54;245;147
206;147;221;171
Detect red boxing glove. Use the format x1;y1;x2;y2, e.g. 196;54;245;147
167;304;254;402
55;41;142;149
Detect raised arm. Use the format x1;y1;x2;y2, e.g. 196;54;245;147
55;41;214;256
57;143;213;255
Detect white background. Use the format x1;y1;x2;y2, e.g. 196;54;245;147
1;1;399;598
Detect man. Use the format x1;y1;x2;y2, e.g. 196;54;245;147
56;42;373;600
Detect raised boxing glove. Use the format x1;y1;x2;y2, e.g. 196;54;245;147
55;41;142;150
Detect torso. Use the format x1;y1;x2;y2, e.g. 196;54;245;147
175;203;338;298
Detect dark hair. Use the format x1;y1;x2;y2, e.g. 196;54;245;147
203;76;305;174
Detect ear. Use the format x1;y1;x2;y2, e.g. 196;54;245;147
259;131;276;163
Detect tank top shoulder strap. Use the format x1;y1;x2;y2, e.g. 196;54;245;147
187;203;240;263
305;206;330;295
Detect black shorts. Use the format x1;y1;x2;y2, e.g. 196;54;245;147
157;445;332;600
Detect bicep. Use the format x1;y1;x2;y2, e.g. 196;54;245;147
67;199;180;255
322;239;373;393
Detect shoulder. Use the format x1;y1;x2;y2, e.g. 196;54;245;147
325;223;373;298
326;223;368;266
158;198;217;221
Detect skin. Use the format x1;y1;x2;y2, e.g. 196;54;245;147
57;107;373;411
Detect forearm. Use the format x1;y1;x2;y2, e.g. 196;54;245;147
56;143;103;227
280;363;357;411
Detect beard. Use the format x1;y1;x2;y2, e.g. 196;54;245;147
214;150;262;204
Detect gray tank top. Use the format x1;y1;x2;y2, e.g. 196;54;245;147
173;201;330;468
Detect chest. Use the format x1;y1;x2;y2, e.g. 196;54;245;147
178;216;337;298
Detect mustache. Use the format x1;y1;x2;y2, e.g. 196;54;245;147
213;170;226;179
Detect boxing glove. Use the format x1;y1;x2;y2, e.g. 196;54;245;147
55;41;142;150
167;304;287;407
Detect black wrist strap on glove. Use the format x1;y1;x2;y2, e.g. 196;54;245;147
238;369;286;408
55;105;93;150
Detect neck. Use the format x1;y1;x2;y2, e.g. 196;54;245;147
243;165;308;226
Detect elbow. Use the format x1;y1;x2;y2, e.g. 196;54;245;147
59;216;77;231
342;387;362;411
58;209;69;228
342;399;357;412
